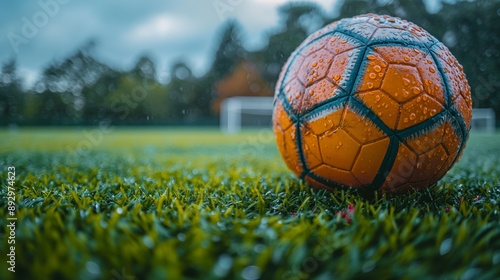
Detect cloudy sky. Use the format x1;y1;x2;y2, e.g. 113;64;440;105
0;0;346;86
1;0;444;87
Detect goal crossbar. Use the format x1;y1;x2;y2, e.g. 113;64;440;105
220;97;274;133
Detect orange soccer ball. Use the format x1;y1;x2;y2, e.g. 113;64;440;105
273;14;472;193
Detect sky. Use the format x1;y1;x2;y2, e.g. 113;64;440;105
0;0;343;87
0;0;442;87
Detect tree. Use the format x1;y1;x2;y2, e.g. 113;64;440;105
213;60;273;114
255;3;325;88
0;58;24;124
37;40;112;122
438;0;500;112
209;20;247;82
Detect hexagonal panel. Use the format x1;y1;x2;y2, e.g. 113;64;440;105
374;45;426;66
327;47;363;92
365;15;409;30
304;174;334;190
338;14;371;28
397;93;443;130
381;64;424;103
280;55;305;87
379;143;418;191
351;137;390;185
282;78;305;112
302;78;343;112
324;33;364;55
357;90;401;130
356;50;389;92
453;94;472;131
304;105;344;135
339;22;378;40
431;42;472;130
433;144;456;180
299;34;330;57
298;48;334;86
311;164;361;188
301;127;323;170
408;24;438;48
405;121;446;155
416;54;445;105
369;27;420;45
272;100;294;131
274;123;303;177
342;108;387;143
431;43;460;69
441;121;462;157
319;128;361;170
409;145;448;183
390;181;432;193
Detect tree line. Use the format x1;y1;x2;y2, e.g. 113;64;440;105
1;0;498;126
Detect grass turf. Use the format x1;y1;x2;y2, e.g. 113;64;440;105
0;127;499;279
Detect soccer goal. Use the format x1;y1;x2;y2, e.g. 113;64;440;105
220;96;274;133
471;108;496;133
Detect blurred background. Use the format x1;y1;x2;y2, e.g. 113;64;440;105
0;0;498;128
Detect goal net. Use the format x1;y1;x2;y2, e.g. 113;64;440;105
220;97;274;133
471;108;496;133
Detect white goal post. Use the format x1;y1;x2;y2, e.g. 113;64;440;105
471;108;496;133
220;96;274;133
220;100;497;133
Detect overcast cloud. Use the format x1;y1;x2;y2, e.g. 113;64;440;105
0;0;344;87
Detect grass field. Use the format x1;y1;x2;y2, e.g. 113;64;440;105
1;127;499;279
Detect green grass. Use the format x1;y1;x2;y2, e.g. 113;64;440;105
1;127;499;280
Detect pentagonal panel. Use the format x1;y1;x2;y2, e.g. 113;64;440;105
342;108;387;143
319;128;360;170
381;64;424;103
397;94;443;130
351;137;390;185
357;90;401;130
298;48;334;86
311;164;361;188
356;50;389;92
302;78;343;112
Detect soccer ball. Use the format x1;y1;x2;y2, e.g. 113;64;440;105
273;14;472;193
